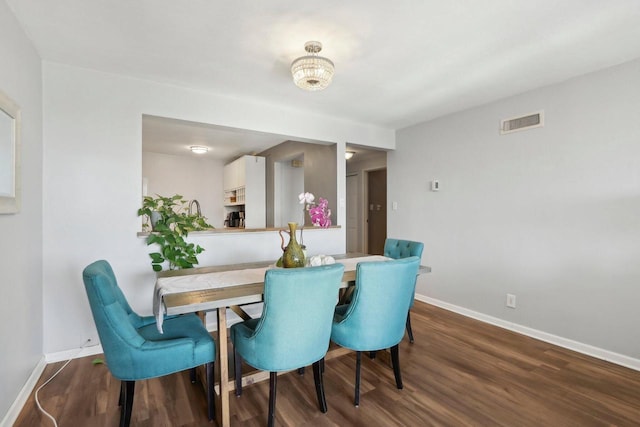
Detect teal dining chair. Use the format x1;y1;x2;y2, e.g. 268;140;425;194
82;260;216;427
331;256;421;406
231;263;344;427
383;238;424;343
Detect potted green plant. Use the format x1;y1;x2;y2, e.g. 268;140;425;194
137;194;213;271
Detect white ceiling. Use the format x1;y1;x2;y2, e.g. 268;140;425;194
7;1;640;141
141;115;291;161
141;114;384;162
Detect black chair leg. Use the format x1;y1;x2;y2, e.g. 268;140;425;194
320;357;325;374
406;311;415;343
118;381;124;406
234;348;243;397
354;351;362;407
297;367;305;375
391;344;403;389
369;351;376;359
268;372;277;427
120;380;135;427
312;358;327;413
190;367;197;384
206;362;216;421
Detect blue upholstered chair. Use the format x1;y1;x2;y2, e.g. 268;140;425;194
383;238;424;343
331;257;420;406
231;264;344;427
82;260;216;427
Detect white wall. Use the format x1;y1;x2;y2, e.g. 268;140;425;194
390;58;640;360
274;160;304;228
0;2;43;421
42;62;395;354
142;151;225;226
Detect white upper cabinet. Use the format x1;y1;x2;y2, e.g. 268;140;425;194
223;155;265;228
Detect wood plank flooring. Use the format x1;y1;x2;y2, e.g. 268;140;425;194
14;302;640;426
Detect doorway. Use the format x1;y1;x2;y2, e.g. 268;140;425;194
345;147;388;255
366;168;387;255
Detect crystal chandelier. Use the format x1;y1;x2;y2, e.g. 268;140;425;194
291;41;335;91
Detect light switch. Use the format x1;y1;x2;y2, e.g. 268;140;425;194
431;180;440;192
392;201;398;210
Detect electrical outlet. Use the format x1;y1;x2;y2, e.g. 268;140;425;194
85;333;99;347
506;293;516;309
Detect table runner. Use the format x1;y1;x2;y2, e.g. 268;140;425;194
153;255;389;332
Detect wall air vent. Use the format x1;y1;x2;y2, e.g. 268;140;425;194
500;110;544;134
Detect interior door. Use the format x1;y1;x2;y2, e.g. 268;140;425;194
367;169;387;255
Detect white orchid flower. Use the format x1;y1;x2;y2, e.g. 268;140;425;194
298;192;315;204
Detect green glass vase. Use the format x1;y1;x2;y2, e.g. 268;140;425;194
279;222;305;268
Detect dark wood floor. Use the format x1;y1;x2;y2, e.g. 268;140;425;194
14;302;640;426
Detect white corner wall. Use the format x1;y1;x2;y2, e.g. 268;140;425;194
42;62;395;355
0;2;43;422
390;58;640;360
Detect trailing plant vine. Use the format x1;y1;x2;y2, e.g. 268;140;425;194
137;194;213;271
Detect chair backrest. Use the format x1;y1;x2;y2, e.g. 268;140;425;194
248;263;344;371
383;239;423;307
383;238;424;260
83;260;146;379
335;257;420;351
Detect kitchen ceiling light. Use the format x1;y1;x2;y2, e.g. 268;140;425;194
291;41;335;91
345;151;355;160
190;146;208;154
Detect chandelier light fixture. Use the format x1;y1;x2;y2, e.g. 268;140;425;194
291;41;335;91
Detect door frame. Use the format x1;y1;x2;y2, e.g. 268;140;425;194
363;166;386;254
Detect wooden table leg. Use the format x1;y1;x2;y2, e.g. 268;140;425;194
216;307;230;427
230;305;252;321
338;282;355;305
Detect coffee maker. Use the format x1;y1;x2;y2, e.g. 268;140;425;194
225;211;244;228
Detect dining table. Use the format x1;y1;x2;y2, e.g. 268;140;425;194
153;253;430;427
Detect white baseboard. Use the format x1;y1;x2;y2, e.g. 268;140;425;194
415;294;640;372
0;356;47;427
45;342;103;364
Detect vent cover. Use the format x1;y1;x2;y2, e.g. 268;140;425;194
500;111;544;134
